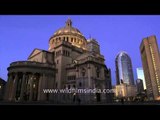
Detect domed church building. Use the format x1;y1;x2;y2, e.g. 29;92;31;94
4;19;112;104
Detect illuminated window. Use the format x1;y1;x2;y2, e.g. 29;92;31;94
59;37;61;41
33;84;36;88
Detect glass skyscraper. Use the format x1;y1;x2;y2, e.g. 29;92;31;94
115;51;134;85
136;67;146;90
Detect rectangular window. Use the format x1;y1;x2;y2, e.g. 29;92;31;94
71;38;73;42
63;50;65;56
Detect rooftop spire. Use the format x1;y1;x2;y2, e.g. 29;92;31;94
66;18;72;27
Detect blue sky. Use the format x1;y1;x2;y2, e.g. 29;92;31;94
0;15;160;85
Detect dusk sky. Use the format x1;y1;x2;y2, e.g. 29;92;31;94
0;15;160;85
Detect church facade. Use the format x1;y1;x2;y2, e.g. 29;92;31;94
4;19;112;104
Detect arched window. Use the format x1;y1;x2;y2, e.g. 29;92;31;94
71;38;73;42
59;37;61;41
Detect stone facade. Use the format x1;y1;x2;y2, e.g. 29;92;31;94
4;19;112;103
4;61;56;101
115;84;137;98
0;78;6;100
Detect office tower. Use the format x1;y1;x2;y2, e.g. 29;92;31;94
136;68;146;90
140;35;160;100
136;79;144;94
115;51;134;85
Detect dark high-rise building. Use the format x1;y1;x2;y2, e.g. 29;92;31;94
115;51;134;85
136;67;146;90
136;79;144;94
140;35;160;100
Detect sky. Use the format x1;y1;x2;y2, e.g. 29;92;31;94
0;15;160;85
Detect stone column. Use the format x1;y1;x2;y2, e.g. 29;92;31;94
29;74;33;101
8;75;14;101
41;73;46;101
87;64;92;102
38;73;46;101
38;74;43;101
49;74;54;101
11;73;18;101
88;64;91;88
46;74;49;101
20;73;26;101
4;74;12;101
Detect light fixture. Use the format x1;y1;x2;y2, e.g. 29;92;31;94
33;84;35;88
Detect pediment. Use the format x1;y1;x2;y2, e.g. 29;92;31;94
28;48;42;60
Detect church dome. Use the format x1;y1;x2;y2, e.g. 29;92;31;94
49;19;87;51
53;19;84;37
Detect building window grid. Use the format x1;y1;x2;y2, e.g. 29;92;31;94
150;45;160;92
63;50;70;57
68;75;76;81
